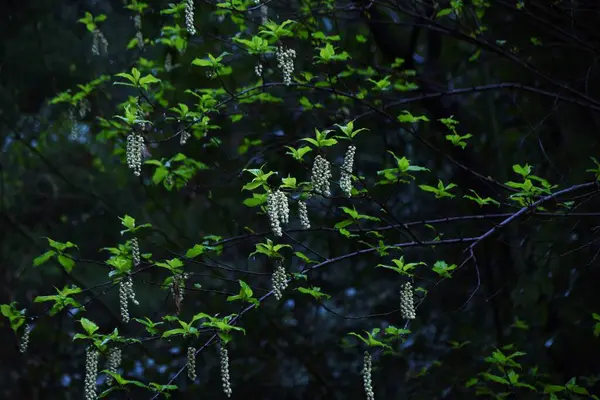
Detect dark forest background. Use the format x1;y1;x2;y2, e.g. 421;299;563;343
2;0;600;399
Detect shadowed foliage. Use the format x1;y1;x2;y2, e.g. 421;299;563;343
2;0;600;399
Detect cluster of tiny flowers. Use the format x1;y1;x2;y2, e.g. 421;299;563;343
298;200;310;229
85;346;99;400
180;130;191;145
271;261;288;300
91;29;109;56
105;347;122;385
276;190;290;225
131;238;140;266
126;133;144;176
340;145;356;197
220;345;232;397
260;5;268;25
170;273;189;304
311;155;332;196
400;282;416;320
134;14;142;30
135;31;143;48
19;324;31;354
79;99;91;118
254;63;263;77
185;0;196;35
187;346;196;381
164;53;173;72
276;46;296;86
267;189;289;237
119;274;139;323
68;107;79;140
362;351;375;400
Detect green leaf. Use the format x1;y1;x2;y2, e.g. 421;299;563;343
139;74;161;86
46;238;77;252
481;373;510;385
544;385;566;394
120;215;136;230
296;286;331;300
436;8;453;17
377;256;425;276
34;250;56;266
565;377;588;395
162;328;186;338
398;110;429;124
432;260;457;278
243;193;267;207
463;190;501;207
384;325;411;337
512;163;532;177
73;333;90;341
0;304;11;318
280;176;297;189
152;167;169;185
57;254;75;273
227;280;259;306
465;378;478;388
186;245;205;258
347;329;392;349
80;318;99;335
294;251;317;264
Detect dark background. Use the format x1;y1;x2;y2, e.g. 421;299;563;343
2;0;600;399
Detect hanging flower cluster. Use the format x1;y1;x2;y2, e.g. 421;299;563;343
340;145;356;197
126;133;144;177
271;260;288;300
266;189;289;237
164;53;173;72
68;107;78;140
400;282;416;320
187;346;196;381
254;63;263;77
105;347;122;385
170;273;189;310
85;346;99;400
362;351;375;400
311;155;332;196
19;324;31;354
180;130;191;145
220;345;232;397
260;5;268;25
298;200;310;229
185;0;196;35
133;15;143;47
79;99;91;118
131;238;140;266
276;46;296;86
119;274;139;323
91;29;109;56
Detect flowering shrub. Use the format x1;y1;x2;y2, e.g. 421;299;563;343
2;0;600;399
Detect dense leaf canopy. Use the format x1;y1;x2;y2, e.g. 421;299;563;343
2;0;600;399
